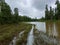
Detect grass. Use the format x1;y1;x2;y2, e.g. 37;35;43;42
16;24;32;45
0;23;32;45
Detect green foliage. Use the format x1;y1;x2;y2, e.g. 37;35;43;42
55;0;60;19
45;5;50;20
0;1;38;24
49;6;54;20
0;2;12;24
45;0;60;20
0;23;32;45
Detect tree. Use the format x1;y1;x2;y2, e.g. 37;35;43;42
49;6;54;20
55;0;60;19
14;8;19;22
0;1;12;24
0;0;38;24
45;5;49;20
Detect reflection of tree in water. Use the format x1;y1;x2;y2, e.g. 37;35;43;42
52;23;58;38
55;22;60;39
46;22;58;38
46;22;53;36
34;31;59;45
33;22;60;45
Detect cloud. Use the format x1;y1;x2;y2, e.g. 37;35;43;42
5;0;56;18
32;0;56;11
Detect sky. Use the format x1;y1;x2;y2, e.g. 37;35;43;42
5;0;57;19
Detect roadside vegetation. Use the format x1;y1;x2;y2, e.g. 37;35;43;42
0;23;32;45
0;0;38;24
16;25;32;45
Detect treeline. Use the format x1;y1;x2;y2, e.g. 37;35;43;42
0;1;38;24
45;0;60;20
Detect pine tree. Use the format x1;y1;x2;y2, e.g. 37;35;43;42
45;5;49;20
55;0;60;19
14;8;19;22
49;6;54;20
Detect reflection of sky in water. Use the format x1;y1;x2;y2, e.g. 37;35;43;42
35;22;46;33
28;22;46;33
27;26;34;45
26;22;58;37
26;22;60;45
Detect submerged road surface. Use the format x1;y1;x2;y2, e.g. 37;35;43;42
27;26;34;45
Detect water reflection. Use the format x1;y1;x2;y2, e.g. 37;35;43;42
46;22;58;38
27;22;46;33
27;22;60;39
55;22;60;39
26;22;60;45
27;26;34;45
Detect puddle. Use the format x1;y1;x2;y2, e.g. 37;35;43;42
27;26;34;45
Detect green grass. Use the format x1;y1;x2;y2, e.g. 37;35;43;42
0;23;32;45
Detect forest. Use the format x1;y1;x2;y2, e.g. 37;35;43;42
45;0;60;20
0;0;38;24
0;0;60;24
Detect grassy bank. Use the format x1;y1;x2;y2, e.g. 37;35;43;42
16;24;32;45
0;23;32;45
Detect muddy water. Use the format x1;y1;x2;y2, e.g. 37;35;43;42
9;22;60;45
27;26;34;45
27;22;60;39
46;22;60;39
27;22;60;45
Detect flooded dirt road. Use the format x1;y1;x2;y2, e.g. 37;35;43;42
9;22;60;45
27;22;60;45
27;26;34;45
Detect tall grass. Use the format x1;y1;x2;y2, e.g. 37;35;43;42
16;24;32;45
0;23;32;45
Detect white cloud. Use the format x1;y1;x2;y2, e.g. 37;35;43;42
5;0;56;18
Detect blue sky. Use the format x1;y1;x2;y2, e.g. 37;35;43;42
5;0;57;19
